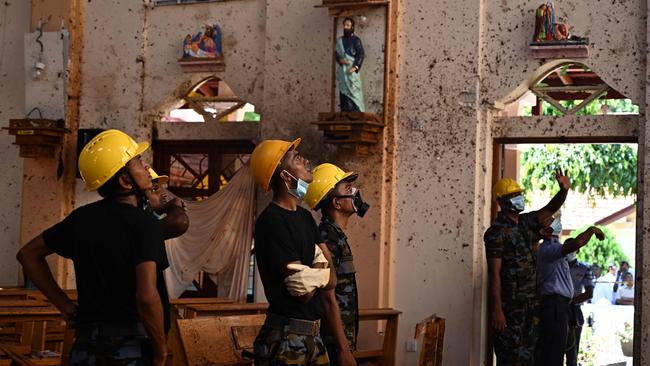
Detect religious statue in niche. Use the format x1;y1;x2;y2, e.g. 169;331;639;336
182;24;223;59
532;2;588;45
336;17;365;112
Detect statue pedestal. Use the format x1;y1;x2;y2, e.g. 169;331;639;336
529;42;589;59
313;112;384;156
178;58;225;73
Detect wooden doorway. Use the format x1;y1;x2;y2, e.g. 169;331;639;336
488;135;639;365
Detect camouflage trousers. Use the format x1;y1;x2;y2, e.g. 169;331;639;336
253;321;329;366
70;324;152;366
493;299;539;366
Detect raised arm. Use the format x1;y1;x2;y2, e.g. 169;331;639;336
562;226;604;256
536;169;570;222
158;197;189;240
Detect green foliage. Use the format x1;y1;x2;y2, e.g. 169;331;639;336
522;98;639;116
243;111;261;122
571;225;628;270
520;144;637;200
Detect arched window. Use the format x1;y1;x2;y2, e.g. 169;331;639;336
497;60;638;117
163;77;260;123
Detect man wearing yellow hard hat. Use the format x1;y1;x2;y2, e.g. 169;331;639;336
249;138;336;365
17;129;169;366
145;166;189;239
484;170;570;366
305;163;370;366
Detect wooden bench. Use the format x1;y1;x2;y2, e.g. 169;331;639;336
0;301;50;308
170;297;233;319
0;300;73;362
173;307;401;366
177;314;265;366
184;303;268;319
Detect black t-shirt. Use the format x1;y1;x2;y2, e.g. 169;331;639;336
254;203;323;320
42;199;170;332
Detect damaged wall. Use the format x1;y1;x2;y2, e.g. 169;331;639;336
391;0;484;363
0;1;30;286
9;0;650;364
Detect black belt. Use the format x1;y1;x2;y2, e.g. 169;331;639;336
265;312;321;336
541;294;572;303
75;322;148;338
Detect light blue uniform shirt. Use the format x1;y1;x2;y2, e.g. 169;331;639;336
537;237;574;299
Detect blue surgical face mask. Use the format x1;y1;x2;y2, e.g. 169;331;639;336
509;195;525;212
550;218;562;236
283;171;309;200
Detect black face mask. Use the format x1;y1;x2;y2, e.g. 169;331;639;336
353;190;369;217
343;28;354;37
336;189;369;217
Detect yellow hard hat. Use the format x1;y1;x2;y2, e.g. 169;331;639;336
493;178;524;201
250;138;301;191
148;167;169;185
78;129;149;191
305;163;358;209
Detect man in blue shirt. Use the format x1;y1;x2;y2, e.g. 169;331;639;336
535;218;604;366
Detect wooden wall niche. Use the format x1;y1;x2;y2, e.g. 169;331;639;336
313;0;397;156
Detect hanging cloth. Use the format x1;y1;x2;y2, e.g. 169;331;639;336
163;165;255;303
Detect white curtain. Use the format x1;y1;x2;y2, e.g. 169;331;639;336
164;165;255;303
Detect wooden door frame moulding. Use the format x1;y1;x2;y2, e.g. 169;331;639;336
492;115;640;142
380;0;400;310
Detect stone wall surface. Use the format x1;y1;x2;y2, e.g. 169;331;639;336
0;1;29;286
3;0;650;364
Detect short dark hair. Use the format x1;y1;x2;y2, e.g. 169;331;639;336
97;168;125;198
620;260;630;267
269;153;290;192
343;17;355;27
316;193;335;214
624;272;634;280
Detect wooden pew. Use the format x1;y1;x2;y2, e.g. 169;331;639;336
0;290;76;300
355;308;401;366
170;297;233;319
0;301;49;308
177;314;265;366
184;303;268;319
174;307;401;366
0;306;69;366
166;298;236;366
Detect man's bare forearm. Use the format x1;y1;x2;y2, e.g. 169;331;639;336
562;227;597;255
490;276;503;311
17;236;75;315
161;206;189;239
136;292;166;354
539;188;568;221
